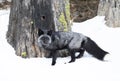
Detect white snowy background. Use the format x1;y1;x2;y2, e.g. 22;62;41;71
0;9;120;81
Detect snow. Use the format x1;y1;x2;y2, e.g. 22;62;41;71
0;9;120;81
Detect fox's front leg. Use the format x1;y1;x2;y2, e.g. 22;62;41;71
69;50;76;63
51;51;57;66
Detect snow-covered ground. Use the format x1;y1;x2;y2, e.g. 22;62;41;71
0;9;120;81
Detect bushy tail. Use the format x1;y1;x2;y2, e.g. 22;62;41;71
83;37;109;60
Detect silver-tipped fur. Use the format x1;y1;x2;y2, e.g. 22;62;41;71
38;34;52;47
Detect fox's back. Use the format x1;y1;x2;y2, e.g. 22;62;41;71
56;31;80;40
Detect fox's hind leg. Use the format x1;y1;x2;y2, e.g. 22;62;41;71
76;40;85;59
76;48;85;59
69;50;76;63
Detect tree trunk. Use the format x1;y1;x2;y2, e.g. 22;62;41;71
7;0;71;58
97;0;110;16
0;0;5;3
98;0;120;27
0;0;11;3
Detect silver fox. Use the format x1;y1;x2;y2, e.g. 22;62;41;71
38;31;109;65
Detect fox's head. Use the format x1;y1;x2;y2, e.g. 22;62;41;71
38;34;52;47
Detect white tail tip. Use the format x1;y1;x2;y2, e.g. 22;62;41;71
104;54;111;61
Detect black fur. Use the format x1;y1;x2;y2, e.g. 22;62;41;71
38;31;109;65
83;37;108;60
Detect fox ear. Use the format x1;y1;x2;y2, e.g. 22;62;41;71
38;29;44;36
47;30;53;36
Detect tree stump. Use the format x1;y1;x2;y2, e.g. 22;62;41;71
7;0;71;58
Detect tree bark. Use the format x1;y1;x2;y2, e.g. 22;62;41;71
7;0;71;58
98;0;120;27
97;0;110;16
0;0;11;3
0;0;5;3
